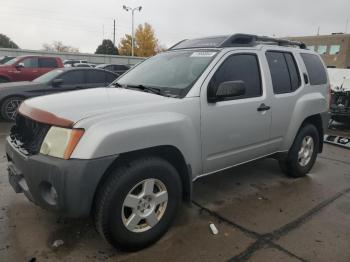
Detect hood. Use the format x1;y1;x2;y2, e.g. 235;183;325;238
20;88;178;126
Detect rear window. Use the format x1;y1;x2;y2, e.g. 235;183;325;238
301;53;327;85
39;58;58;68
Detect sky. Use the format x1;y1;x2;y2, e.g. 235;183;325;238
0;0;349;53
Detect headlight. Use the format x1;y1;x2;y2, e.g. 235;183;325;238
40;127;84;159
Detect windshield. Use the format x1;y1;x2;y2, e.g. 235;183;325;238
33;69;64;83
116;50;218;97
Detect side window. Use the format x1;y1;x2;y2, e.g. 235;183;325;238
266;51;301;94
284;53;300;91
21;57;38;68
39;58;58;68
301;53;328;85
210;54;262;100
86;70;107;84
106;72;117;83
115;65;129;70
60;70;85;85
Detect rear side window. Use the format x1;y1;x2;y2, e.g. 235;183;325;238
301;53;327;85
86;70;108;84
266;51;301;94
60;70;85;85
39;58;58;68
210;54;262;100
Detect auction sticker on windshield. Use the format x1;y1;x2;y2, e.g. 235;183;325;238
190;52;217;57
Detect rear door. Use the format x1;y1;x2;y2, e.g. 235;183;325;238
265;50;303;149
85;70;115;88
201;51;273;174
39;58;59;76
45;70;86;94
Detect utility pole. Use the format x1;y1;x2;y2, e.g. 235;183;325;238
123;5;142;56
317;26;320;36
113;19;116;46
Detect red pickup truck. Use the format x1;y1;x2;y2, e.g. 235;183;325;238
0;55;63;83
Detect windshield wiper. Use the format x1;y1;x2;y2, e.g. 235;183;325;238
111;82;123;87
125;84;163;96
113;83;175;97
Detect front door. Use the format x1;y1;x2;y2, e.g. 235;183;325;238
15;57;39;81
201;51;273;174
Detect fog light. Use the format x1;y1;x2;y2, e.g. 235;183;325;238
40;182;58;206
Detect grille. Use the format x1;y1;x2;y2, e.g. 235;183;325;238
331;92;350;113
9;114;50;155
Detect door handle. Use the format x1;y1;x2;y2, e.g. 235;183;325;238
257;103;270;112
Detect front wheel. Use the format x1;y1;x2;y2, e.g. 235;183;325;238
0;77;9;83
94;156;182;250
1;96;24;121
279;124;319;178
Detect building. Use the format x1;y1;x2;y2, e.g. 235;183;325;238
287;33;350;69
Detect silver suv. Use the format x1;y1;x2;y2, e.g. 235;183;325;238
6;34;330;250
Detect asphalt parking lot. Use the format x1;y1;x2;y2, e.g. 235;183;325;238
0;122;350;262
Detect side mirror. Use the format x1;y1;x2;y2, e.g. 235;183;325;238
208;80;246;102
52;79;63;87
15;63;24;69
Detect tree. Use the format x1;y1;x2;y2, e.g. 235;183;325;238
95;39;119;55
118;34;132;56
0;34;19;49
118;23;164;57
42;41;79;53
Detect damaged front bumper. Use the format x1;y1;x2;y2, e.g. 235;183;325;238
330;91;350;123
6;136;117;218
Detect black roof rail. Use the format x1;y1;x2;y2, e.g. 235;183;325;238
220;34;307;49
169;34;307;50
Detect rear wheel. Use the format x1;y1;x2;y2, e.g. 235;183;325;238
1;96;24;121
279;124;319;178
94;156;182;250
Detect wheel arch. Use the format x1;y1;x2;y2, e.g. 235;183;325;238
0;95;27;120
295;114;324;153
92;145;192;215
0;75;11;82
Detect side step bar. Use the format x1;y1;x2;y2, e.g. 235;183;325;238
324;135;350;149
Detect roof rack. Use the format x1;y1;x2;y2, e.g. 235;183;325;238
169;34;307;50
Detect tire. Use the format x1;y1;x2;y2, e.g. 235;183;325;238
279;124;319;178
94;156;182;251
1;96;24;121
0;77;9;83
